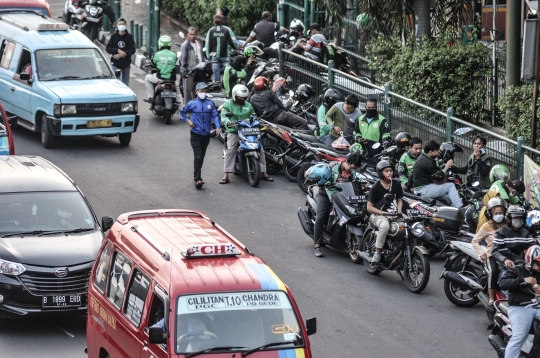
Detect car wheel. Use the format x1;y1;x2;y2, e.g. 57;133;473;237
119;133;132;146
41;115;55;149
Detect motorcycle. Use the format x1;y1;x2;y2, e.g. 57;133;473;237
62;0;84;29
144;65;179;125
223;112;263;187
297;178;370;262
80;0;107;42
357;209;433;293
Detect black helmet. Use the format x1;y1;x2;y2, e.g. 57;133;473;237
376;160;393;181
394;132;411;149
506;205;526;228
323;88;344;108
294;84;315;101
439;142;463;161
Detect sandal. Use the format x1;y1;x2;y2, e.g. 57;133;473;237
262;176;274;182
219;178;230;184
195;179;204;189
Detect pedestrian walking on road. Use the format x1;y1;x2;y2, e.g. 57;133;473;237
106;18;135;86
180;27;204;105
179;83;221;189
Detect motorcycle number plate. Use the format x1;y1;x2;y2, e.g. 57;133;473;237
87;17;100;22
242;128;260;136
348;195;367;204
161;90;175;98
407;209;426;217
87;119;112;128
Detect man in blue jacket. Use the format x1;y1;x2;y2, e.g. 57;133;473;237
179;83;221;189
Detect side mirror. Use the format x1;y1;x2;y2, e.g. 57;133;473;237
305;317;317;336
225;112;234;118
20;73;30;81
101;216;114;232
115;69;122;79
148;325;167;344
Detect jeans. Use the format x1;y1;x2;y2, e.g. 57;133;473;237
317;135;332;145
274;111;308;129
112;65;130;86
415;182;463;208
211;56;229;82
505;306;540;358
190;132;211;181
313;192;331;245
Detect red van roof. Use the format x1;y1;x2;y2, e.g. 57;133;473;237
0;0;52;17
115;210;289;296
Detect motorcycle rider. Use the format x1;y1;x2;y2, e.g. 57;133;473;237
315;88;345;144
249;77;308;129
353;98;391;164
242;11;289;49
205;14;238;83
452;135;493;189
491;205;534;285
367;160;404;263
411;140;463;208
397;136;421;192
144;35;178;103
489;164;524;205
298;23;326;61
499;245;540;358
471;197;508;304
310;154;363;257
220;84;274;184
325;94;361;144
180;26;204;104
223;55;255;98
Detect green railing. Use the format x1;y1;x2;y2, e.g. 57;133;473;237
280;48;529;180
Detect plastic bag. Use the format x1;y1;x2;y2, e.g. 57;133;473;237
331;132;350;149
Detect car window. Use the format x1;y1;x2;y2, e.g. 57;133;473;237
124;270;151;327
107;252;132;309
0;40;16;70
93;241;114;293
35;48;113;81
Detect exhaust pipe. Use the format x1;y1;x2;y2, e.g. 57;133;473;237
297;208;314;238
442;271;483;290
264;151;282;165
284;155;300;168
358;251;372;262
488;334;505;356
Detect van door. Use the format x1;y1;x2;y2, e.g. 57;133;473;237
142;287;169;358
10;47;34;122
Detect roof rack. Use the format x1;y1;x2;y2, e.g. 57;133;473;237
126;210;205;221
130;225;171;261
0;12;69;32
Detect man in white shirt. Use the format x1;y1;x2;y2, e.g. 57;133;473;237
180;27;205;104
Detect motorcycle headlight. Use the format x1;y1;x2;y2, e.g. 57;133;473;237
411;222;426;238
238;132;247;141
345;204;357;216
121;102;135;112
61;105;77;115
0;258;26;276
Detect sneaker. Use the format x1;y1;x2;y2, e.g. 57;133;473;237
371;252;381;263
314;247;323;257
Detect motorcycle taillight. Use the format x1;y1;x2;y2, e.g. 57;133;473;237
164;84;173;90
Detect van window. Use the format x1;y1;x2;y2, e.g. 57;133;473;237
35;48;113;81
147;292;167;350
107;252;132;309
0;40;16;70
16;49;32;75
93;241;114;293
124;270;150;327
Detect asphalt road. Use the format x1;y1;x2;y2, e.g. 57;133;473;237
1;3;494;357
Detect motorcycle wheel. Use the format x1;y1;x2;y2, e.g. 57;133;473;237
296;162;313;194
283;151;304;182
348;232;363;265
247;156;261;188
362;231;382;275
403;249;430;294
264;144;283;175
163;108;171;125
443;266;480;307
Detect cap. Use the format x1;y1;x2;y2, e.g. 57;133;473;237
310;23;321;31
195;82;208;91
507;180;525;194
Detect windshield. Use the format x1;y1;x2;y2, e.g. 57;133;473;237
0;191;96;234
35;48;113;81
175;291;304;354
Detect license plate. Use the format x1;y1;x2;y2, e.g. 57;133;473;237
42;294;82;308
87;17;100;22
87;119;112;128
162;90;175;98
242;128;260;136
348;195;367;204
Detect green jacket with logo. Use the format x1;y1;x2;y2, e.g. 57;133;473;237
152;49;177;80
223;64;248;98
220;99;255;134
397;151;417;185
321;161;354;197
490;180;519;204
353;114;391;157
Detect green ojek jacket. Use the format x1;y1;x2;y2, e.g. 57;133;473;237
353;114;391;158
315;104;331;136
397;151;417;185
490;180;519;204
152;49;177;80
220;99;255;134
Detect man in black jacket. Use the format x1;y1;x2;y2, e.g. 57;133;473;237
499;245;540;358
249;77;308;129
411;140;463;207
205;14;238;83
105;18;136;86
242;11;289;49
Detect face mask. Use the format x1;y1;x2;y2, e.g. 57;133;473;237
512;218;524;228
493;214;505;223
197;92;207;100
58;210;72;219
366;109;377;118
117;25;126;32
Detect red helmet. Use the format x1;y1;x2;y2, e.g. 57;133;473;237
526;245;540;268
272;77;289;92
253;76;269;91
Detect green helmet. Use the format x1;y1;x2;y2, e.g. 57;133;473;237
158;35;172;49
350;143;367;159
244;46;263;58
489;164;510;183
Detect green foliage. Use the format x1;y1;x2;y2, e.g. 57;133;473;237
497;85;539;143
161;0;275;36
365;33;491;122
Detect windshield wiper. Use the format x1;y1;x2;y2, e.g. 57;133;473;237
2;230;52;238
38;228;94;237
49;76;82;80
80;74;113;80
185;346;248;358
241;341;296;357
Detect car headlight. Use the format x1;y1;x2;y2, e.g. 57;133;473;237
121;102;135;112
54;104;61;116
0;258;26;276
61;105;77;115
411;222;426;238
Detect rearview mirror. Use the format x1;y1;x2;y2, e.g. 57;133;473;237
372;143;381;149
101;216;114;232
305;317;317;336
225;112;234;118
148;326;167;344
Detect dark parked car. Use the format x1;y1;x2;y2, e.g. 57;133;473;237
0;156;112;318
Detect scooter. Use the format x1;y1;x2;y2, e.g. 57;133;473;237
62;0;84;29
143;65;179;125
80;0;106;42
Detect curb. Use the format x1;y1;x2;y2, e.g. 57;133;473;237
98;30;149;71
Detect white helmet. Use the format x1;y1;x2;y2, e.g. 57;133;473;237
232;84;249;102
290;18;305;33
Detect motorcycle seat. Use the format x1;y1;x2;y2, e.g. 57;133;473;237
496;301;509;316
271;122;313;135
292;133;351;154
